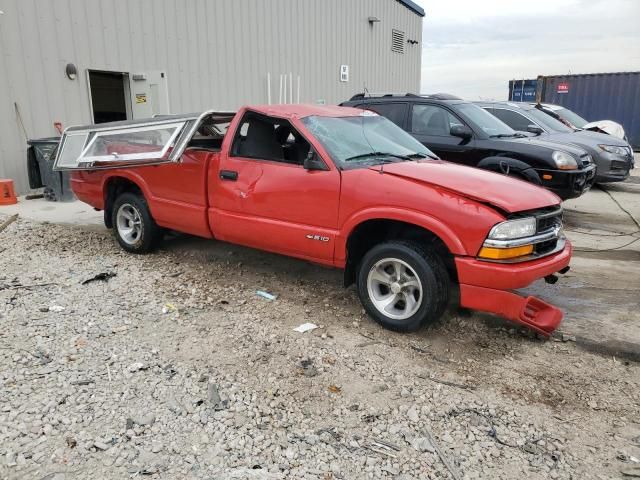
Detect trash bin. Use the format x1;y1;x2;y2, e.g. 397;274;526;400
27;137;74;201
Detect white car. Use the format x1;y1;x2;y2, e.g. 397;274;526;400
537;103;627;142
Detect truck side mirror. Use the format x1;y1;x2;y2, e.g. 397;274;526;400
527;124;544;135
450;124;472;139
303;151;328;171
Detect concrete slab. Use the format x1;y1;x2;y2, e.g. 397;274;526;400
0;196;103;227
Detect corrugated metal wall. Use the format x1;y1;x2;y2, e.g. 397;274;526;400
538;72;640;149
0;0;423;193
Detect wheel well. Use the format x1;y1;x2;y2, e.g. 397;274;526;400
103;177;142;228
344;219;456;287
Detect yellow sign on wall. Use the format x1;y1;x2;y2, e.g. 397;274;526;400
135;93;147;104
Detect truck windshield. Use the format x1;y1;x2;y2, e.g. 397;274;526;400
456;103;515;137
302;114;436;168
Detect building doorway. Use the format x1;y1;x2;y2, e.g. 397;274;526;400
87;70;131;124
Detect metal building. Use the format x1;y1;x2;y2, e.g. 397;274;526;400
0;0;425;193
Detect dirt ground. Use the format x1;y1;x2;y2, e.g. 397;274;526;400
0;167;639;480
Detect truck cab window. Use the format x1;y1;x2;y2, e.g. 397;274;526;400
232;113;310;165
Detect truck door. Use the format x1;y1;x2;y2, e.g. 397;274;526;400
409;103;476;165
211;111;341;263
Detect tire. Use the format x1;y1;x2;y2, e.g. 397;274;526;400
111;192;162;253
356;241;450;332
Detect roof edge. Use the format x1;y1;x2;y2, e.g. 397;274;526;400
396;0;425;17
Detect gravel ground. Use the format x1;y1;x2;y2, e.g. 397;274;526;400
1;217;639;480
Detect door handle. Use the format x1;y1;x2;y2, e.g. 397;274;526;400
219;170;238;181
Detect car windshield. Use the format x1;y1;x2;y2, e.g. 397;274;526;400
301;114;436;168
524;107;574;133
556;107;589;129
456;103;515;137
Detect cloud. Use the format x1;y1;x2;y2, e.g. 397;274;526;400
414;0;640;99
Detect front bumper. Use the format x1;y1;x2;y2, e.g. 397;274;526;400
537;165;596;200
456;240;572;336
594;152;635;183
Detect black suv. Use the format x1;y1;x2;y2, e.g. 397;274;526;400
340;94;596;200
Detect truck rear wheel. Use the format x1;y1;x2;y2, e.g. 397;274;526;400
112;192;162;253
356;241;450;332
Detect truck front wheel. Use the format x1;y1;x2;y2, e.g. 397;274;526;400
112;192;162;253
356;241;450;332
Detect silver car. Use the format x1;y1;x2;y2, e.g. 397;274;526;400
477;101;635;183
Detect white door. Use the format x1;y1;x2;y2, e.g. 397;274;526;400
129;71;170;119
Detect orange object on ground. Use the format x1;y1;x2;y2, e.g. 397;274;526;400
0;179;17;205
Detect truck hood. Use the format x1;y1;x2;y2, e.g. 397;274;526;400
370;160;560;213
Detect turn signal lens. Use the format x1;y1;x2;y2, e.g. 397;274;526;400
478;244;534;260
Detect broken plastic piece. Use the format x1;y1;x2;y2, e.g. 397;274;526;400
49;305;65;312
293;322;318;333
162;303;176;314
459;284;563;336
256;290;277;301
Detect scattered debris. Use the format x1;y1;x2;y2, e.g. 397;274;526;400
93;441;111;451
65;436;77;448
70;379;94;386
24;193;44;200
411;436;435;453
371;438;401;452
299;359;318;377
81;272;116;285
619;453;640;463
256;290;277;301
162;303;176;314
293;322;318;333
365;443;397;458
128;362;147;373
0;214;18;234
48;305;65;313
417;373;476;391
423;428;462;480
322;355;336;365
327;385;341;394
562;333;577;342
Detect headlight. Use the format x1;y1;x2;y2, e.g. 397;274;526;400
552;151;578;170
599;144;630;156
488;217;536;240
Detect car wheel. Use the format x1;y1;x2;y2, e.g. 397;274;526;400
112;192;162;253
356;241;450;332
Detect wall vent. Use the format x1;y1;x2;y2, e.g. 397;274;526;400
391;29;405;54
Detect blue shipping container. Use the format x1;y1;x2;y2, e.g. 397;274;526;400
537;72;640;150
508;79;537;102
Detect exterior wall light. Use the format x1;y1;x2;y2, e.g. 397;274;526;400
65;63;77;80
368;16;380;24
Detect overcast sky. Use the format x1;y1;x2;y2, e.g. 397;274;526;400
413;0;640;100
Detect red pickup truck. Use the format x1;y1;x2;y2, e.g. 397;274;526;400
54;105;571;336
